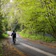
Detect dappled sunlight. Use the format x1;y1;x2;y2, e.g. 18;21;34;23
0;0;56;56
10;0;13;2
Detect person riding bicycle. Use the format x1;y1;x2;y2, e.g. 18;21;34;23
11;31;16;44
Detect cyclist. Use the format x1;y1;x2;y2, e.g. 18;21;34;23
11;31;16;44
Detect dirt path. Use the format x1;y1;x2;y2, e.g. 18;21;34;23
0;39;28;56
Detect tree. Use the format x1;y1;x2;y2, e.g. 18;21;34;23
14;0;56;38
1;0;56;38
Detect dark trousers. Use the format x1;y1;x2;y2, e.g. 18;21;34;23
12;37;16;44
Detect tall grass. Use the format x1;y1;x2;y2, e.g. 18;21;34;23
0;44;3;56
19;32;56;42
0;32;9;40
0;32;8;56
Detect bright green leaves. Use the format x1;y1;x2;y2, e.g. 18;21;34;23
1;0;56;38
14;0;56;36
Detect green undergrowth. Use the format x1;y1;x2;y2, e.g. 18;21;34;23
0;32;8;56
0;40;3;56
19;32;56;43
0;32;8;40
0;44;3;56
2;32;9;38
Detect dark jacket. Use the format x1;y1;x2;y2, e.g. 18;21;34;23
11;32;16;38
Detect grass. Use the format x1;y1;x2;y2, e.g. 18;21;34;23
0;39;3;56
0;44;3;56
0;32;9;39
2;33;9;38
0;32;9;56
19;32;56;42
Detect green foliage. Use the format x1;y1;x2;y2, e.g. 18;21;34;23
1;0;56;38
19;31;56;42
0;40;3;56
0;45;3;56
15;0;56;38
0;13;4;36
2;32;9;38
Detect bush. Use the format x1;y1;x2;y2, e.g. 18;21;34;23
19;31;56;42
